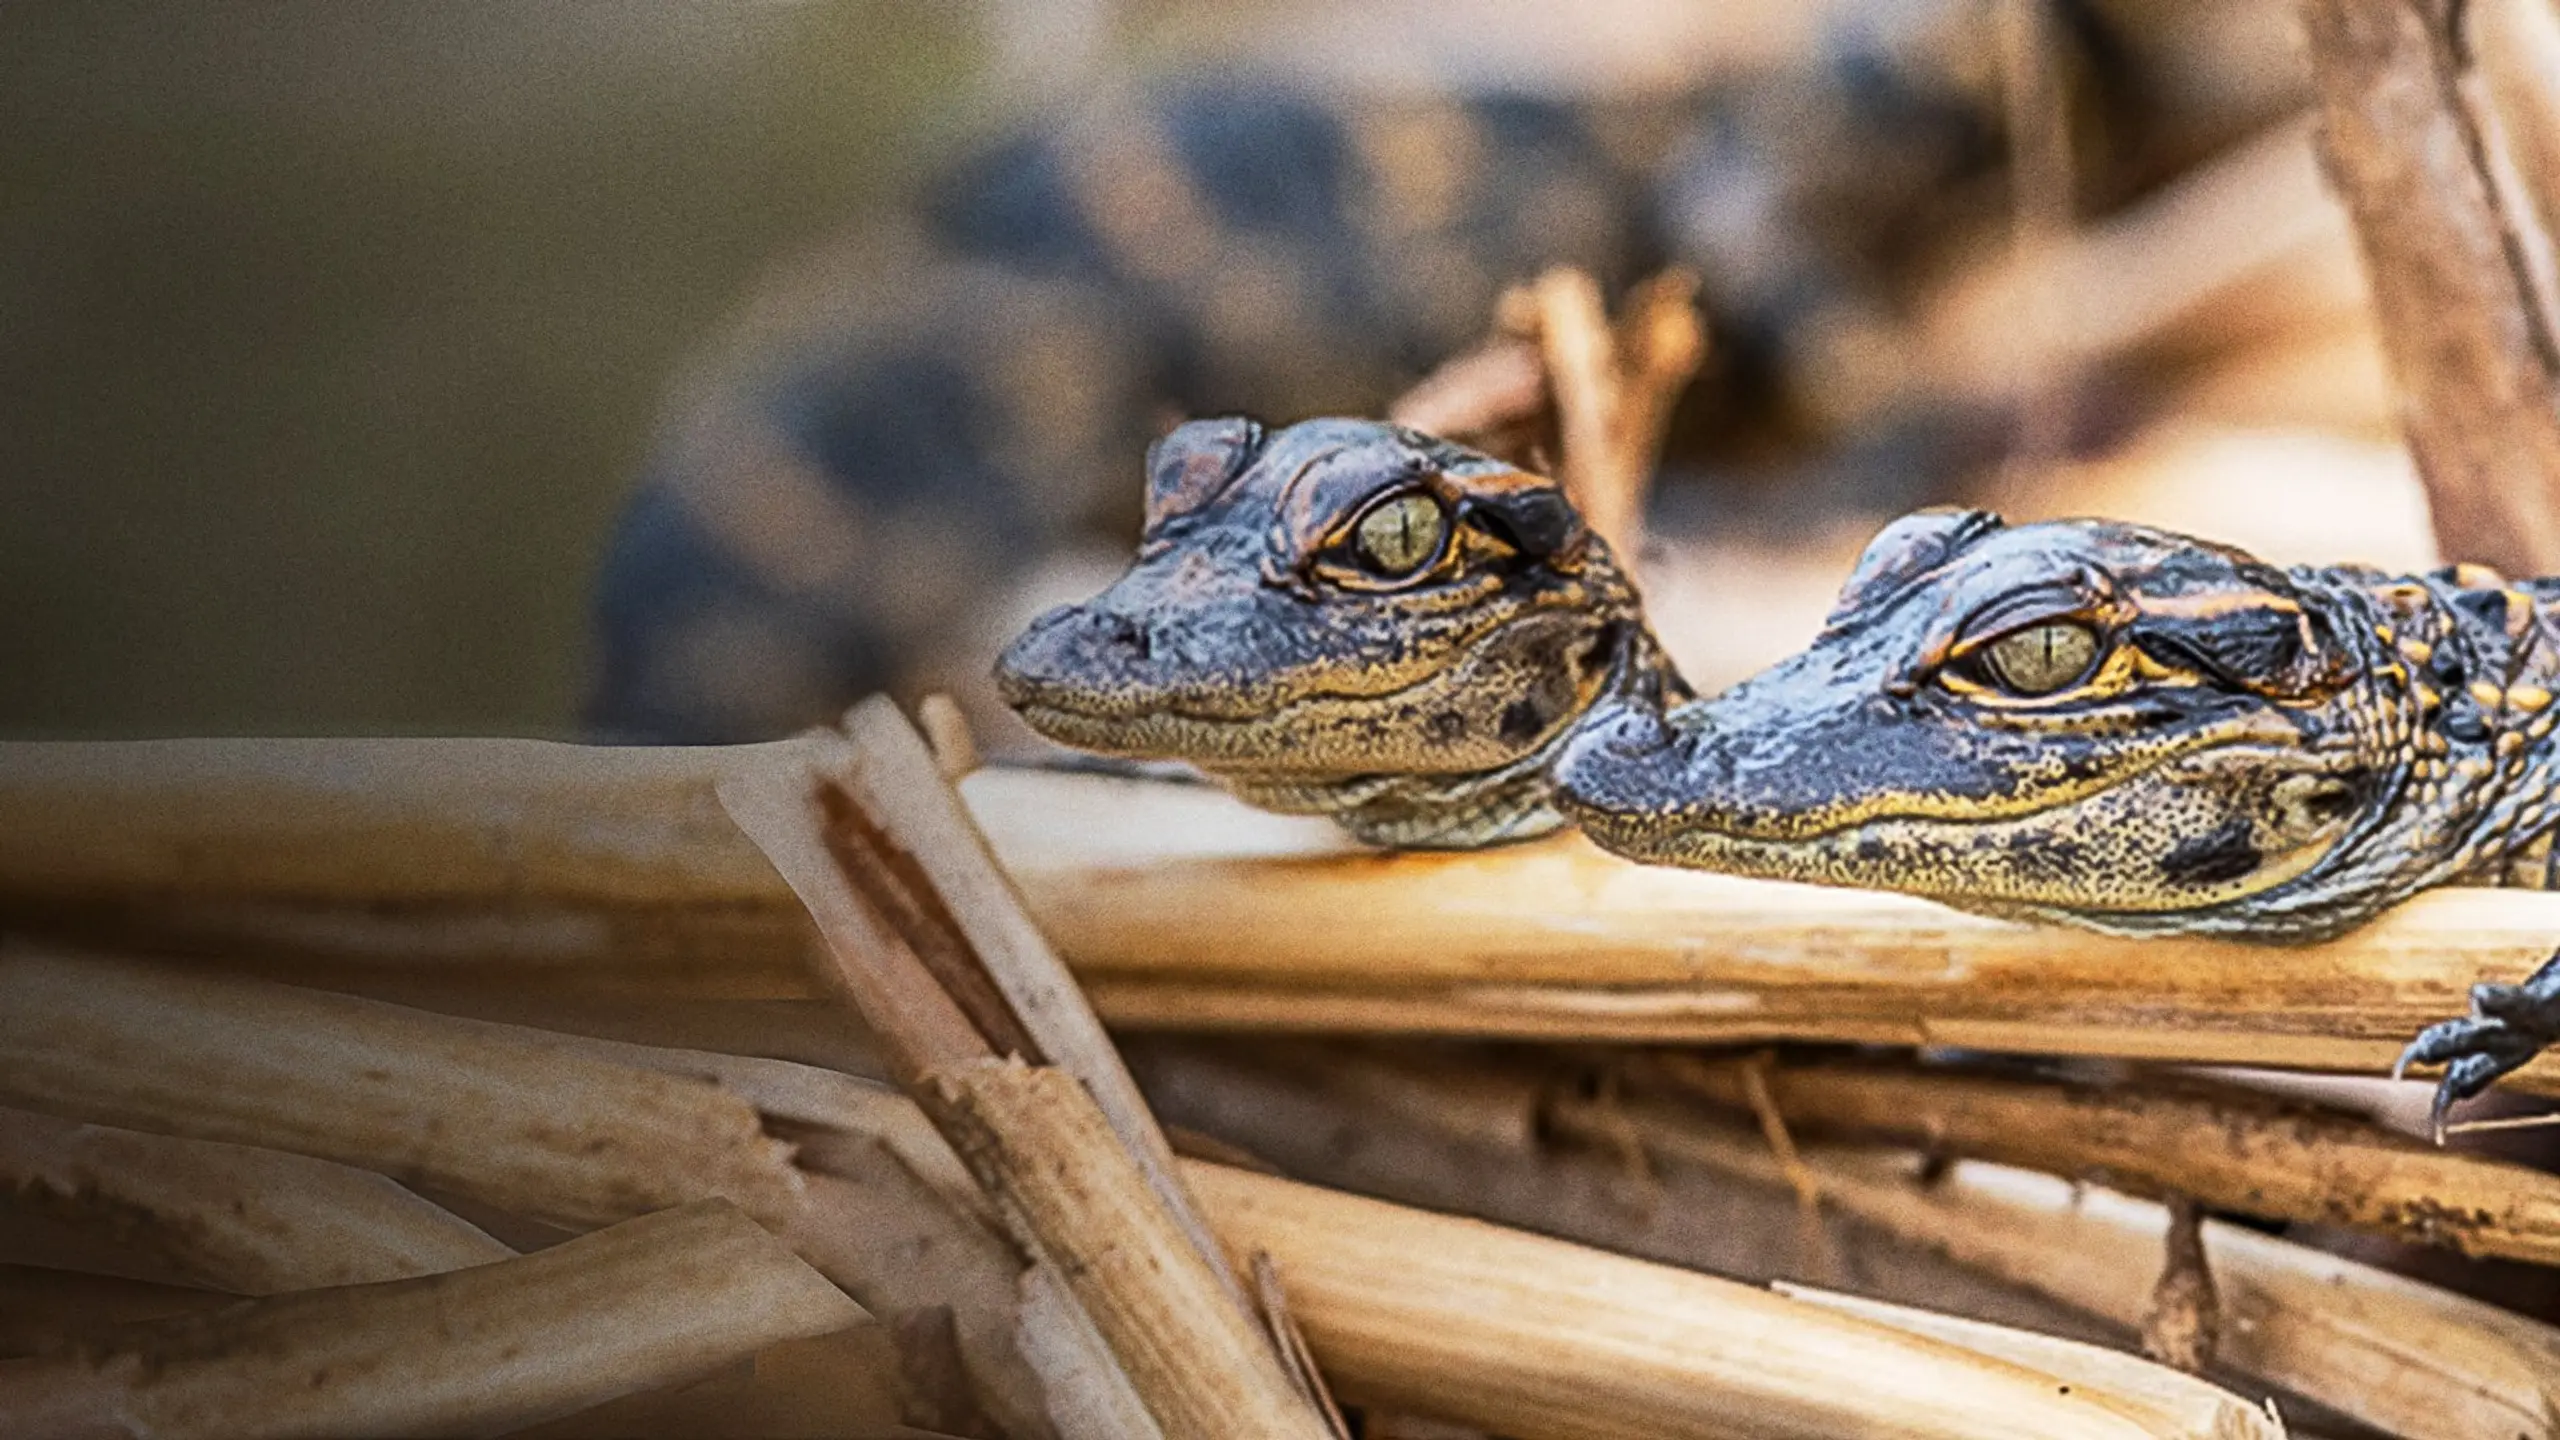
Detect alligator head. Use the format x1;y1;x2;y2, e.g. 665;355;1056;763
1552;507;2515;940
998;416;1680;846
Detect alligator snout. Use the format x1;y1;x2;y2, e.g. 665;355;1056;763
993;603;1156;709
1553;696;1720;823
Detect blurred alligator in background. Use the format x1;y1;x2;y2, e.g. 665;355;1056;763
588;0;2302;744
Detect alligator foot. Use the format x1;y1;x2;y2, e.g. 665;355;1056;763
2396;947;2560;1140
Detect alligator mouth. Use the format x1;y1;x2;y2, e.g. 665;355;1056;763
1556;699;2313;848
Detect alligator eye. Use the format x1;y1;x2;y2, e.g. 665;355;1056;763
1351;492;1448;578
1979;621;2101;695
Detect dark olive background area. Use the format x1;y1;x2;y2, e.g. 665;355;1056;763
0;3;970;737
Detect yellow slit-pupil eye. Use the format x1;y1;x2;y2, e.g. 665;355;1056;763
1353;492;1446;577
1982;621;2099;695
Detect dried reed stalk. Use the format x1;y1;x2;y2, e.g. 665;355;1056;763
1141;1037;2559;1440
0;1104;510;1294
1182;1161;2275;1440
0;946;1069;1439
718;701;1335;1440
1654;1052;2560;1265
1528;267;1705;567
1772;1286;2275;1439
2300;0;2560;574
1384;335;1549;461
938;1062;1335;1440
10;743;2560;1093
513;1327;907;1440
0;944;2294;1440
0;1267;231;1356
0;1198;862;1440
1566;1087;2560;1440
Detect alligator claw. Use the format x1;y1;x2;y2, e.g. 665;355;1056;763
2397;948;2560;1141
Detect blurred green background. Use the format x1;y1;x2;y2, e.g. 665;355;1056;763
0;2;974;737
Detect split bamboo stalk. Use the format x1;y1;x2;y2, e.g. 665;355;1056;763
0;1198;863;1440
1568;1088;2560;1440
8;742;2560;1092
937;1061;1336;1440
1180;1161;2276;1440
0;1104;511;1294
1654;1052;2560;1266
800;699;1228;1293
2300;0;2560;575
717;702;1336;1440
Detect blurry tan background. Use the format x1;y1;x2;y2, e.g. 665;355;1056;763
0;0;2437;739
0;3;973;737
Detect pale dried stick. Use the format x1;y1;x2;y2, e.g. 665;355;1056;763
0;947;1065;1439
0;1104;510;1294
1774;1286;2272;1440
915;692;981;780
1183;1161;2272;1440
1149;1037;2547;1440
1594;1094;2560;1440
1385;335;1549;461
0;1268;232;1356
0;1199;861;1440
817;697;1226;1291
1654;1052;2560;1265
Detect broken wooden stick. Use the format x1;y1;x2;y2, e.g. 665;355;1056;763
1650;1052;2560;1266
1528;267;1706;568
1185;1161;2273;1440
716;698;1337;1440
1556;1081;2560;1440
0;1105;510;1294
0;945;1067;1438
0;1199;861;1440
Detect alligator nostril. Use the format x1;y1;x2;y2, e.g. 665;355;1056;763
1094;610;1150;660
1584;701;1675;760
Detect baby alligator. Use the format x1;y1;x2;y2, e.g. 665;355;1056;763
996;417;1684;847
1553;508;2560;1122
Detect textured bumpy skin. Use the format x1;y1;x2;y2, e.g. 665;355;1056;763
1560;510;2560;936
997;418;1684;847
1555;510;2560;1118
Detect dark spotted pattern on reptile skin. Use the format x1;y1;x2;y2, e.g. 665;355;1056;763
997;417;1683;847
1556;510;2560;940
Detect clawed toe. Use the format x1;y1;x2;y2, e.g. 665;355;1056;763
2397;947;2560;1141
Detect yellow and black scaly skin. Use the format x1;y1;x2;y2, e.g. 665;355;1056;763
1553;509;2560;1118
997;417;1684;848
